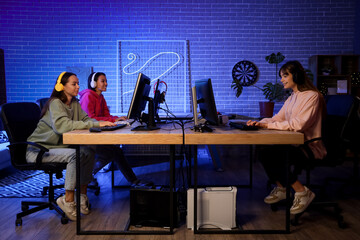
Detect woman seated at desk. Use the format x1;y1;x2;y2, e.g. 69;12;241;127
26;72;115;221
247;60;326;214
79;72;151;187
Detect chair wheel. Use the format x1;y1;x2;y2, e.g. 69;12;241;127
16;218;22;226
270;204;278;211
61;217;69;224
337;215;346;228
338;220;347;229
21;205;29;211
291;218;299;226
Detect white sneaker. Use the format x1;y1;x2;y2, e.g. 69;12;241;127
79;194;90;215
56;195;77;221
290;186;315;215
264;186;287;204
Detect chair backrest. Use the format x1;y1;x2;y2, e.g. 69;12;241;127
322;95;355;164
36;97;50;110
0;102;41;143
341;96;360;148
0;102;41;167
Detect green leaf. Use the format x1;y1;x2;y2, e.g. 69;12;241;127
265;52;285;64
231;79;243;98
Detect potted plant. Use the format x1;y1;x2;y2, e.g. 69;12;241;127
256;52;289;118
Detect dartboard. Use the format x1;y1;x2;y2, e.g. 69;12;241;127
232;60;259;86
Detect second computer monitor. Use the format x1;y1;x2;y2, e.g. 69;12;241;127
127;72;151;120
195;78;219;125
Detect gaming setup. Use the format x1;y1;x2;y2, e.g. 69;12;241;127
89;72;258;133
88;72;258;228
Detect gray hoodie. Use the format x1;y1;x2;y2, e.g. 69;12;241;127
27;98;99;149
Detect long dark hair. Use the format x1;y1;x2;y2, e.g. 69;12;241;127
40;72;77;118
279;60;326;118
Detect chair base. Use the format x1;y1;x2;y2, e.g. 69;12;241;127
16;200;68;226
270;200;346;229
41;184;64;196
291;201;347;228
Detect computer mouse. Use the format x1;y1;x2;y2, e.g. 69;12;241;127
89;127;102;132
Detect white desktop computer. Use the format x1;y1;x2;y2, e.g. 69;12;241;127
187;186;237;230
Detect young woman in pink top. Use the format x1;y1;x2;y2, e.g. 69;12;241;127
247;60;326;214
79;72;151;186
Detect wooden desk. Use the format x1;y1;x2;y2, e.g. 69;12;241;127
63;126;183;145
184;126;303;145
185;125;304;234
63;124;184;235
63;123;304;235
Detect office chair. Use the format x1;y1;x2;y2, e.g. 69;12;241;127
290;95;356;228
0;102;68;226
337;96;360;188
35;97;49;110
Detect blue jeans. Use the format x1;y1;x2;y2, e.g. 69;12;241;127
26;146;95;191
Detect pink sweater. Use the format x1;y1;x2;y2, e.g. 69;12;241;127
260;90;327;159
79;89;118;122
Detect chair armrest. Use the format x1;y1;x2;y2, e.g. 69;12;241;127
301;137;322;161
7;141;49;167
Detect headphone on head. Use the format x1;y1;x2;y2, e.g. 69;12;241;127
292;69;305;85
153;80;168;103
55;72;66;92
90;72;98;88
289;61;305;85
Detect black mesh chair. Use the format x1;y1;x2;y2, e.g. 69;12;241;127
291;95;356;228
35;97;49;110
0;102;68;226
338;96;360;187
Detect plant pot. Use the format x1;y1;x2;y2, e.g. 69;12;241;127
259;101;274;118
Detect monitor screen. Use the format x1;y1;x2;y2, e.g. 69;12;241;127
195;78;219;125
127;73;151;120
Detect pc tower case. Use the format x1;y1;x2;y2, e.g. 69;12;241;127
187;186;237;230
130;187;180;227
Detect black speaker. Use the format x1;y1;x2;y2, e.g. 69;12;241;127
130;187;180;227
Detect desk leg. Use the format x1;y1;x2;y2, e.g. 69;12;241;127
249;145;253;188
285;147;291;233
193;145;198;233
76;145;81;234
169;144;175;234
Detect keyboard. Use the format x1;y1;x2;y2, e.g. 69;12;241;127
115;119;135;126
229;121;259;131
89;124;127;132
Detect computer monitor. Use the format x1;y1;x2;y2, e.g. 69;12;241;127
195;78;219;126
127;73;159;131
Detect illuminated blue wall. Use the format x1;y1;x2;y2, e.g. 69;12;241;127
0;0;358;117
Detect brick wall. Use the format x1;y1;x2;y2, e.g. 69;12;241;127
0;0;358;117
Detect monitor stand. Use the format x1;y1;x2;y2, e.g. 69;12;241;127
131;98;160;131
191;124;213;133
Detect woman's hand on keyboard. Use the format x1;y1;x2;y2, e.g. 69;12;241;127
246;120;268;128
115;116;128;121
99;121;116;127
